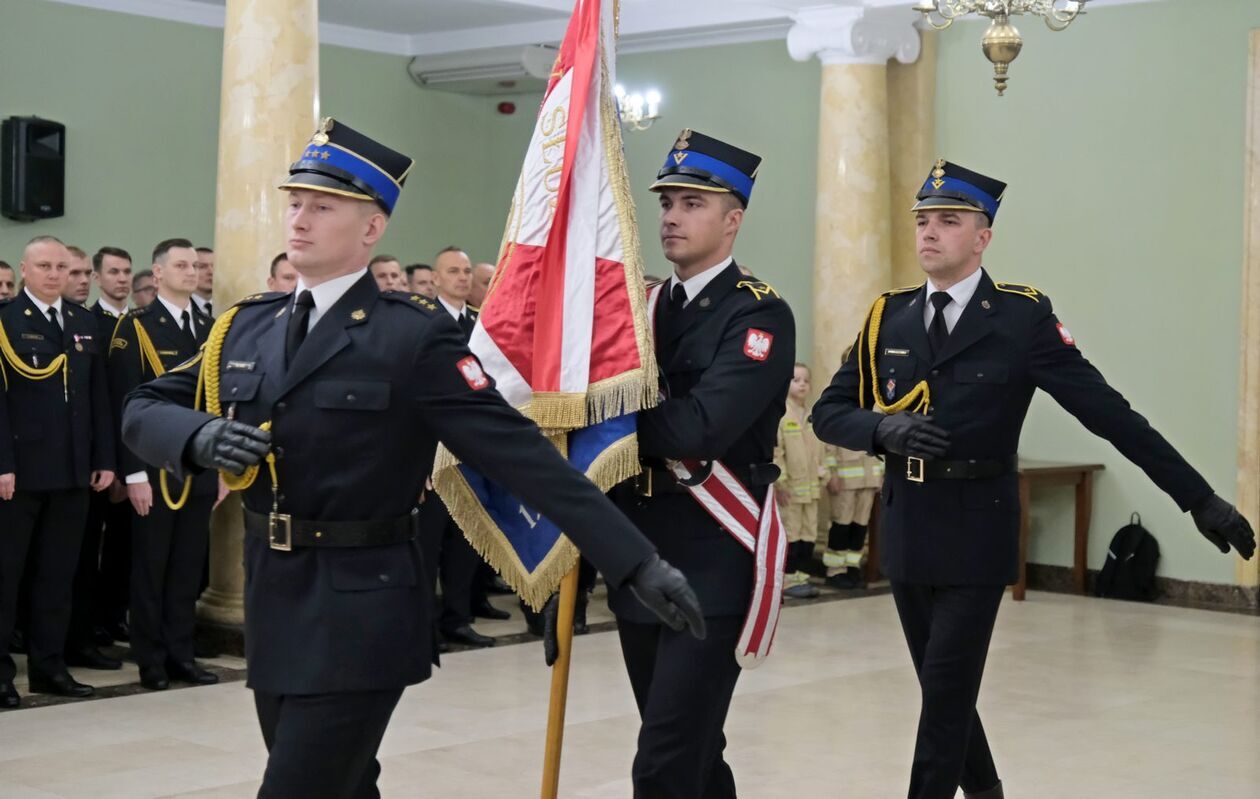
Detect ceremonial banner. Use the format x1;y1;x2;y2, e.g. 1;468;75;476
434;0;656;609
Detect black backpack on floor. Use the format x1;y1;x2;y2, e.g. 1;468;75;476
1095;513;1160;602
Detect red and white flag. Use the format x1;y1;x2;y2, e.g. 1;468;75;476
434;0;657;608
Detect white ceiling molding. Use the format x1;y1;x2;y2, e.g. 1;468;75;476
44;0;1172;60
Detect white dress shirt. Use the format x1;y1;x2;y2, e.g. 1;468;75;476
23;287;63;321
668;256;734;307
923;267;985;334
295;267;368;331
437;295;470;324
97;298;128;317
191;293;212;317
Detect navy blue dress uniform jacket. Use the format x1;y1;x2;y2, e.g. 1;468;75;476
121;273;656;694
0;293;114;490
608;262;795;622
812;270;1212;586
109;299;217;496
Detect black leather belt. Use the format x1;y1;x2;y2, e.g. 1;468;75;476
633;462;780;497
886;454;1017;483
244;507;418;551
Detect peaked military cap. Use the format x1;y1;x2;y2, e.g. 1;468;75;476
911;159;1006;223
279;117;414;215
650;129;762;207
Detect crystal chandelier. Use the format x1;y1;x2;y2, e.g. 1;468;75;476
912;1;1088;96
614;85;662;131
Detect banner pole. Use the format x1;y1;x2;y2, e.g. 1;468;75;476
540;565;581;799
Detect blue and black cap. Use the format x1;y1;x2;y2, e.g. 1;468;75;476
650;129;761;208
911;159;1006;223
279;117;414;215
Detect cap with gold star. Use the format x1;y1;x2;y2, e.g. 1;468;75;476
649;129;761;207
911;159;1007;223
279;117;414;215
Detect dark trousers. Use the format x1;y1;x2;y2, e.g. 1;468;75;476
0;488;89;682
417;496;479;632
129;493;213;669
97;497;132;627
66;489;129;649
891;582;1004;799
617;616;743;799
254;688;403;799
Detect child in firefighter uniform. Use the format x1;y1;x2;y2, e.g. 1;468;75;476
821;443;883;588
774;363;823;599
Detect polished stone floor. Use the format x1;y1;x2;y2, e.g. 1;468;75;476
0;590;1256;798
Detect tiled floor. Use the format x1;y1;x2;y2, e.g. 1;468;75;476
1;591;1257;798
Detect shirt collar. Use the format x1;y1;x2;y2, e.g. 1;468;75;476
191;293;211;313
97;298;128;317
156;293;192;322
437;295;466;321
669;256;733;305
24;287;63;317
295;267;368;321
926;266;985;311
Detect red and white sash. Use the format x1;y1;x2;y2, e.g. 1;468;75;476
646;283;788;668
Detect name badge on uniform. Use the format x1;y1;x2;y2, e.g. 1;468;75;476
20;333;44;341
883;348;910;357
226;360;256;372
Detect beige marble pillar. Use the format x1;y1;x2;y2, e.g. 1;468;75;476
198;0;319;626
887;29;937;289
788;7;921;383
1234;30;1260;597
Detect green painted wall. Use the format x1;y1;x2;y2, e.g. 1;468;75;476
935;0;1260;583
0;0;519;274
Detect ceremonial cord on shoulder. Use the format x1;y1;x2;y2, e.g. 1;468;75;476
132;318;194;510
0;320;69;398
199;307;276;495
859;296;931;415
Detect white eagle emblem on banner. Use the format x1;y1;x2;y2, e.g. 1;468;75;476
743;328;773;361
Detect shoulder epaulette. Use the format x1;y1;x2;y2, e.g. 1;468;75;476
235;291;289;307
467;304;481;315
882;283;922;298
994;282;1042;302
735;279;781;301
379;292;440;313
124;304;152;318
645;278;667;291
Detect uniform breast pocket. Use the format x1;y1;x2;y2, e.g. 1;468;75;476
221;373;263;403
876;355;922;401
314;380;391;411
954;362;1008;386
669;341;718;374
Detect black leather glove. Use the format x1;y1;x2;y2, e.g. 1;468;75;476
874;413;950;459
1191;494;1256;560
628;554;706;640
541;594;560;667
188;419;271;475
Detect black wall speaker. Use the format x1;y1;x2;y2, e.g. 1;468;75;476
2;116;65;222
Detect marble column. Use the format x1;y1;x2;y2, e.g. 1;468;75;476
887;28;937;289
198;0;319;627
1234;30;1260;599
788;7;921;385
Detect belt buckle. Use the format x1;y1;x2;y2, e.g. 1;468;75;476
906;457;925;484
269;512;293;551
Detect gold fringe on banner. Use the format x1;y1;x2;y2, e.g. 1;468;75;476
433;430;642;611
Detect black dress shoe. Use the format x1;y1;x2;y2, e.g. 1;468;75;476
139;666;170;691
166;660;219;685
0;682;20;709
27;671;94;698
825;568;866;590
442;624;496;648
472;600;511;621
66;646;123;670
92;625;115;647
486;575;514;595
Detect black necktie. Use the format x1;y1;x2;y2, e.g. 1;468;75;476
285;290;315;365
928;291;953;358
204;301;213;317
47;307;62;338
670;282;687;311
458;312;475;342
180;309;196;346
